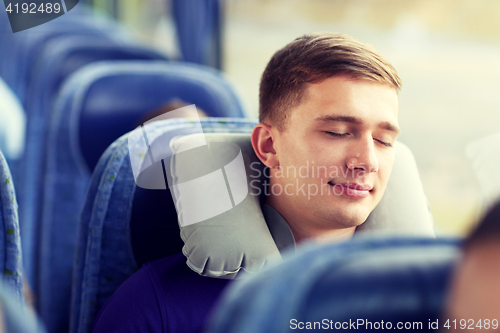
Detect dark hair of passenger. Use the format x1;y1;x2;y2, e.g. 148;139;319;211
259;32;402;131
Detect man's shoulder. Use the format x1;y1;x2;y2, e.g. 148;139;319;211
142;252;190;281
93;253;231;333
143;252;231;306
145;252;229;284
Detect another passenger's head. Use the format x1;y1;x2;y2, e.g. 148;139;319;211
445;202;500;326
252;33;401;243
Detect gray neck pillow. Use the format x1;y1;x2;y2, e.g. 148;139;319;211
169;133;435;279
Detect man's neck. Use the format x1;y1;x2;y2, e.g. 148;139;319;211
266;195;356;245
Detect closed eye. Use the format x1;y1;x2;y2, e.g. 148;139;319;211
326;132;393;147
325;131;349;137
375;138;393;147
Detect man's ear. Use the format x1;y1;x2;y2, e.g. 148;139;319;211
251;123;280;168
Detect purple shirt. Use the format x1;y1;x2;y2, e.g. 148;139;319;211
92;253;230;333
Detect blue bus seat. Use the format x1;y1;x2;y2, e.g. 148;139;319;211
1;8;118;192
0;150;24;305
1;5;126;95
207;237;461;333
70;118;256;333
44;62;246;333
13;30;122;106
76;61;247;171
18;38;168;318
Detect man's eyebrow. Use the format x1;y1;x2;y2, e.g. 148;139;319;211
315;115;400;135
315;115;362;125
378;121;400;135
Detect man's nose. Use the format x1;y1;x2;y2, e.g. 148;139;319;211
346;137;379;173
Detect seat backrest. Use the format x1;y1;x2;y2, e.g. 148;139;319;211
0;150;23;305
14;30;117;106
2;9;120;197
1;5;126;97
45;62;246;333
18;40;168;332
70;118;256;333
206;237;461;333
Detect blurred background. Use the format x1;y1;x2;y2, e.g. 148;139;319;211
106;0;500;236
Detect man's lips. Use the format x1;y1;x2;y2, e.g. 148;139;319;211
328;182;372;199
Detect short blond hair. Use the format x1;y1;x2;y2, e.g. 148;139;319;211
259;33;401;131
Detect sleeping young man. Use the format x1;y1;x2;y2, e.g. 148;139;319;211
92;32;401;332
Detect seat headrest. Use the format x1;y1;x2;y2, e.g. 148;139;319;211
164;133;435;279
74;61;248;171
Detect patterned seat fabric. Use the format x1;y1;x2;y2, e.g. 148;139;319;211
0;150;23;305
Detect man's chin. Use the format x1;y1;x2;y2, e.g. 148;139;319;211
341;214;369;229
319;204;372;229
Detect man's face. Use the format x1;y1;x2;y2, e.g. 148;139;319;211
270;75;399;235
